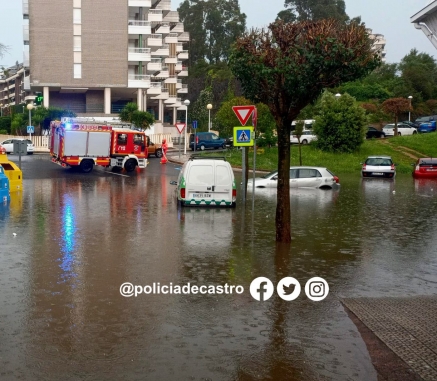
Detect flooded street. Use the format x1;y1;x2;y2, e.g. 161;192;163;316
1;154;437;380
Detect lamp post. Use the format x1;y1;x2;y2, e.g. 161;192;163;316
408;95;413;122
0;103;3;117
27;103;34;138
207;103;212;132
335;93;341;100
183;99;190;155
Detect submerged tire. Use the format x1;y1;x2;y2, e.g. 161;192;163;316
124;159;137;172
80;159;94;173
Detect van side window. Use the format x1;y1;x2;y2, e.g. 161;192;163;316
211;134;219;140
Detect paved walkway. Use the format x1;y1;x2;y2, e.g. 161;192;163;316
343;296;437;381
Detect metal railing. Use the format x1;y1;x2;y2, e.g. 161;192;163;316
128;74;151;81
128;20;151;27
128;47;151;54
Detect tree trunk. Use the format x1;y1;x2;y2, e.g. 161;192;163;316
276;122;291;242
394;115;398;137
298;141;302;166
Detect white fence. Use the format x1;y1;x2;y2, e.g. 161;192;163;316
0;133;173;153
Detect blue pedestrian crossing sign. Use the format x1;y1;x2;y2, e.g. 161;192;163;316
233;126;254;147
27;126;34;134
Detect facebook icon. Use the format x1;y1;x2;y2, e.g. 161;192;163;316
250;277;274;301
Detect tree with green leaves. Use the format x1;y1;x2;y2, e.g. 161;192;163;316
119;102;154;130
381;98;411;136
313;92;367;152
178;0;246;64
229;19;380;242
190;88;213;131
279;0;349;22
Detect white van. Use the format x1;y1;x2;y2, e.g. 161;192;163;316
176;157;236;207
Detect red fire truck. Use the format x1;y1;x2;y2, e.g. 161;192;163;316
49;118;149;173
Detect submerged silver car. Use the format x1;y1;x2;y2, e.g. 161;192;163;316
361;156;395;178
247;166;340;189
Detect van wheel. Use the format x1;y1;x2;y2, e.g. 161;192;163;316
200;145;205;151
222;143;226;149
156;149;163;158
124;159;137;172
80;159;94;173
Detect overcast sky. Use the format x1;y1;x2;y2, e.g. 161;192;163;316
0;0;435;68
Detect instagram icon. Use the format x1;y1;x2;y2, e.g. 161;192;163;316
305;277;329;301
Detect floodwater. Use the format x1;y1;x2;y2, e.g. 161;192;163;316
1;154;437;381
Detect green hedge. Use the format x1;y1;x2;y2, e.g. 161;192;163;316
0;117;11;134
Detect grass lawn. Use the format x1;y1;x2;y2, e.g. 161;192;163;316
201;133;437;174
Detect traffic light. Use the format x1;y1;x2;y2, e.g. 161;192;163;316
35;93;43;106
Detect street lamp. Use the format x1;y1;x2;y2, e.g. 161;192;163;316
27;103;34;138
408;95;413;122
335;93;341;99
207;103;212;132
183;99;190;155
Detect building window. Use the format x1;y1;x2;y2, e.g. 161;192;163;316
23;14;29;19
73;36;81;52
74;64;81;79
24;41;29;45
73;8;81;24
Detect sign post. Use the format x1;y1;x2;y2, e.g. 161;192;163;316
27;125;34;138
232;106;256;204
175;123;186;158
192;120;198;152
252;107;257;206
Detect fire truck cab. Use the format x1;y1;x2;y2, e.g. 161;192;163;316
50;118;149;173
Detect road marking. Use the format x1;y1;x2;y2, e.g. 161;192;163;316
105;171;129;177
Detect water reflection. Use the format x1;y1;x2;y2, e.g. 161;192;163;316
2;159;437;380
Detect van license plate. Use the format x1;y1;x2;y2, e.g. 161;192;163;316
192;193;212;198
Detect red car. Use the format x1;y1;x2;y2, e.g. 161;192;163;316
412;158;437;178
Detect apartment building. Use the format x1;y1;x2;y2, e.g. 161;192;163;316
0;64;32;116
24;0;189;133
366;29;387;63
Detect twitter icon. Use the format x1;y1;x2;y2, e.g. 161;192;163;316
276;277;301;301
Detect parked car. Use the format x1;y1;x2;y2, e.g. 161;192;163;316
417;121;436;133
0;138;34;154
401;120;420;128
146;137;163;158
382;123;417;136
225;137;233;147
189;132;226;151
366;126;385;139
290;130;317;144
173;156;236;207
361;156;395;178
247;166;339;189
412;158;437;179
415;115;437;124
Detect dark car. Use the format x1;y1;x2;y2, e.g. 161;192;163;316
366;127;385;139
189;132;226;151
412;158;437;178
401;120;420;129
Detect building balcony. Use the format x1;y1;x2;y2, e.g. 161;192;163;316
23;76;30;90
147;59;162;72
164;75;177;84
172;24;184;34
164;33;178;44
151;44;169;56
23;25;29;41
164;56;177;64
163;11;179;23
175;61;182;71
128;47;151;63
128;20;152;35
153;67;169;79
22;0;28;14
154;0;171;11
177;84;188;94
178;32;189;42
147;34;163;47
23;51;29;67
178;50;188;60
128;74;151;89
154;23;170;34
129;0;151;7
148;82;163;95
149;9;163;22
178;66;188;77
176;79;182;89
176;43;184;53
151;87;169;99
